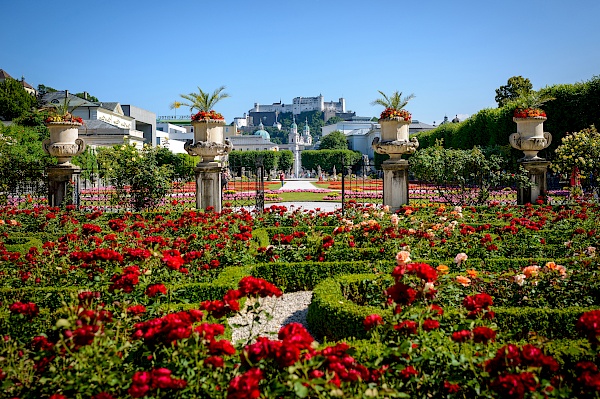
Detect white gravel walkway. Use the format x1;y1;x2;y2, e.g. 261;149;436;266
228;291;314;345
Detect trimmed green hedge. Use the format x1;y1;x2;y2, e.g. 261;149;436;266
308;274;599;342
251;261;395;292
0;286;78;310
170;266;251;303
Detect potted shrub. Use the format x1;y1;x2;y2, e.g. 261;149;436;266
371;90;419;159
179;86;229;144
41;97;86;166
178;86;232;163
371;90;414;142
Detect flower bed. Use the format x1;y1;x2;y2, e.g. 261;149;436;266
1;202;600;397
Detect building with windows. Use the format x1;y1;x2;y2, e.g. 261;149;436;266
40;91;156;149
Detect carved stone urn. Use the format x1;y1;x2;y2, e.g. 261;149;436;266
43;121;86;165
186;120;232;163
509;117;551;161
372;118;418;159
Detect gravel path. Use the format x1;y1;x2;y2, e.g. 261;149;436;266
228;291;314;345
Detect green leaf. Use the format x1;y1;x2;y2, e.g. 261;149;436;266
294;381;308;398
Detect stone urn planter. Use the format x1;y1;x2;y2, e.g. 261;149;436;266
186;119;232;164
191;119;226;143
372;118;418;160
43;121;86;166
509;116;552;161
380;117;410;142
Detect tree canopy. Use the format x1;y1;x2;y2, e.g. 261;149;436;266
495;76;533;107
0;78;37;121
75;92;99;102
325;116;344;125
319;130;348;150
0;124;52;202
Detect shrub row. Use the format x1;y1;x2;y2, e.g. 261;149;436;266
307;274;600;342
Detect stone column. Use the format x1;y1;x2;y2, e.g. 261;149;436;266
382;159;409;212
195;162;222;211
517;160;550;205
47;165;81;207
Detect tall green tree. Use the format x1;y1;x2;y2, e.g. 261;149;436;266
277;150;294;172
75;92;99;102
0;124;52;202
0;78;37;120
178;86;230;112
37;84;57;96
319;131;348;150
325;116;344;125
495;76;533;107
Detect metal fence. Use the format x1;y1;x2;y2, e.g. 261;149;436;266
1;163;593;211
340;158;383;213
222;157;265;212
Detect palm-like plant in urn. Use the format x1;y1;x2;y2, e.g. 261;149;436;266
371;90;419;159
42;97;86;166
179;86;232;163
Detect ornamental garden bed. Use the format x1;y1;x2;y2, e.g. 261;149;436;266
1;202;599;397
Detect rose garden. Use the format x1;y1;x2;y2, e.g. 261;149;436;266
1;82;600;398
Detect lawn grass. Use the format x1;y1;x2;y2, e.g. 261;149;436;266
275;191;338;202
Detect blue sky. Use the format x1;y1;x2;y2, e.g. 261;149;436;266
3;0;599;126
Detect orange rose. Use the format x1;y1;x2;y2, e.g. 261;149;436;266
466;269;478;278
522;265;540;278
436;265;449;275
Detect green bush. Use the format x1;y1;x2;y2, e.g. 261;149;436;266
301;149;362;173
415;75;600;155
169;266;251;303
308;274;600;342
251;261;395;292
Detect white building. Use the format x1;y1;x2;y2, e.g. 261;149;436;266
279;118;313;177
40;91;155;149
323;119;436;160
225;122;279;152
156;122;191;154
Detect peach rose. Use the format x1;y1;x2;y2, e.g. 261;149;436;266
513;274;527;286
396;250;411;265
455;275;471;287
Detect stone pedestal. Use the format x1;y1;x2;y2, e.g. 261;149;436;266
517;161;550;205
382;160;409;212
47;165;81;207
195;163;222;211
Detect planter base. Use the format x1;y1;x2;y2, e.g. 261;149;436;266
47;165;81;207
517;160;550;205
195;163;223;212
382;159;410;212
